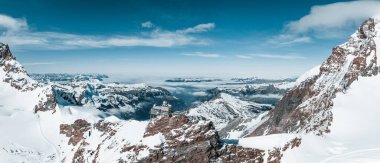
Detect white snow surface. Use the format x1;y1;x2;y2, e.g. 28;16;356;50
295;65;320;85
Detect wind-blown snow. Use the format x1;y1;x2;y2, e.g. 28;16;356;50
295;65;320;85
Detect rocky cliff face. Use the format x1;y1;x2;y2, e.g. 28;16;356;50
250;18;379;136
0;43;38;91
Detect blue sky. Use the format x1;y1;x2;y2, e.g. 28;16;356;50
1;0;379;78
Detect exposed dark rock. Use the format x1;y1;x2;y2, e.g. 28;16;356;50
60;119;91;146
215;145;265;163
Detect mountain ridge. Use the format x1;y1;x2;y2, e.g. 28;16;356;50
249;18;379;137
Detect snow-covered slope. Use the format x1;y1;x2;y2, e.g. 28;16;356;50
187;93;272;138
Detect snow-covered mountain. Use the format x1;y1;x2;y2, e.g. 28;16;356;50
238;17;380;162
251;18;378;136
187;93;272;138
0;43;39;91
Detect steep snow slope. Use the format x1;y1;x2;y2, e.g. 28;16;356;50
0;68;55;162
294;65;320;85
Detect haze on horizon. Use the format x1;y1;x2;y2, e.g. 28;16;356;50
1;0;380;78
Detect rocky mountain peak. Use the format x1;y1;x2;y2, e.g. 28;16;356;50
0;43;38;91
249;18;380;136
0;43;14;61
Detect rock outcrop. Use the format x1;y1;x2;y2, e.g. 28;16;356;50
139;115;221;162
137;115;266;163
60;119;91;146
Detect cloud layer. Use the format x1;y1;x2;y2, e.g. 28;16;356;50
182;52;223;58
0;14;214;50
177;23;215;34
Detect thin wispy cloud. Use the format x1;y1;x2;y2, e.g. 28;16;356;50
236;53;305;60
182;52;223;58
255;54;305;60
0;14;215;50
177;23;215;34
141;21;154;28
267;34;311;47
236;55;253;59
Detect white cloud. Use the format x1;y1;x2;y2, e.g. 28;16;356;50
177;23;215;34
0;15;28;31
287;1;380;33
182;52;223;58
268;1;380;46
267;34;311;47
236;55;253;59
141;21;154;28
236;53;304;60
255;54;305;60
0;14;215;50
62;30;203;48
